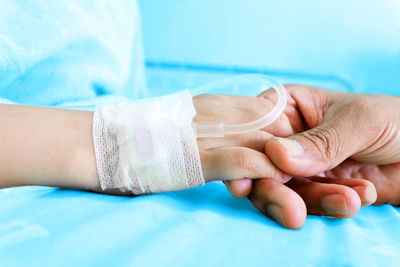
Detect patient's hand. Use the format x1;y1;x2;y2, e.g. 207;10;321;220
226;85;400;228
193;94;293;183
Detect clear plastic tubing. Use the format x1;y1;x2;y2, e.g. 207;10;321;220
58;74;287;139
191;74;288;138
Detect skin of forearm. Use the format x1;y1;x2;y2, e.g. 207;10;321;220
0;104;100;190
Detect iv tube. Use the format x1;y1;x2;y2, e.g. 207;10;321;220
191;74;287;138
58;74;287;139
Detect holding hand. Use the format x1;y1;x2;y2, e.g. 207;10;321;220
228;85;400;228
194;91;379;229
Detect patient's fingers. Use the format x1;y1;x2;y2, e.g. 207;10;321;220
249;178;307;229
198;130;272;152
258;85;306;134
261;112;293;137
201;147;291;183
224;178;253;198
194;93;294;140
285;177;365;218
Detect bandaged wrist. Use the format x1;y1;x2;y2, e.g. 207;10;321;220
92;90;204;194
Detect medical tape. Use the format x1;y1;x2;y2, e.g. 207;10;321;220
92;90;204;194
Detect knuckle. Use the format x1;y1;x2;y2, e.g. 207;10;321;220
253;130;270;142
258;98;274;111
237;149;257;172
274;114;293;136
348;97;380;124
301;126;340;163
349;97;383;130
351;97;373;113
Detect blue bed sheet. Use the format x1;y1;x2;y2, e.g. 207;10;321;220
1;67;400;266
1;184;399;266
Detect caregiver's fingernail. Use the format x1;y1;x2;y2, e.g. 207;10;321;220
281;173;292;183
273;137;304;158
322;194;348;215
266;204;286;228
352;185;377;206
363;185;377;204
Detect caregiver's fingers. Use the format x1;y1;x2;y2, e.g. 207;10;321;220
201;147;291;183
304;177;377;206
285;177;363;218
249;178;307;229
224;178;253;199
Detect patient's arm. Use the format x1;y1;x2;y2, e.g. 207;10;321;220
0;95;291;191
0;104;99;190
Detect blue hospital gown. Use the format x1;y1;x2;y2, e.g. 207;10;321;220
0;0;146;105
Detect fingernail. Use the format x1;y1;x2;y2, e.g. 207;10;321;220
351;185;377;205
322;194;348;215
281;173;292;183
266;204;286;227
363;185;377;204
273;137;304;158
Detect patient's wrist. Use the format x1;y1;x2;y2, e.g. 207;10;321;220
64;111;100;191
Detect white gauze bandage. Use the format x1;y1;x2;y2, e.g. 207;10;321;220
92;90;204;194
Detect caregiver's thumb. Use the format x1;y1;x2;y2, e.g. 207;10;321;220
261;85;400;177
264;118;366;177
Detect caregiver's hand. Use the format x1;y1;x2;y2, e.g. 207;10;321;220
228;85;400;228
195;93;377;229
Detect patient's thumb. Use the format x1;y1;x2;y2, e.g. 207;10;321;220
265;124;352;177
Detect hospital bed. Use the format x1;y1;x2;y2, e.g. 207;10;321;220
2;0;400;265
1;63;399;266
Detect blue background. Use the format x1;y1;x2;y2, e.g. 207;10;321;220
140;0;400;95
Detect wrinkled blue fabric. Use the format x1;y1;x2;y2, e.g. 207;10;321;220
0;0;146;105
1;184;399;266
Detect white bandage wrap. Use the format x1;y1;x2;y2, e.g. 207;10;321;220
92;90;204;194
